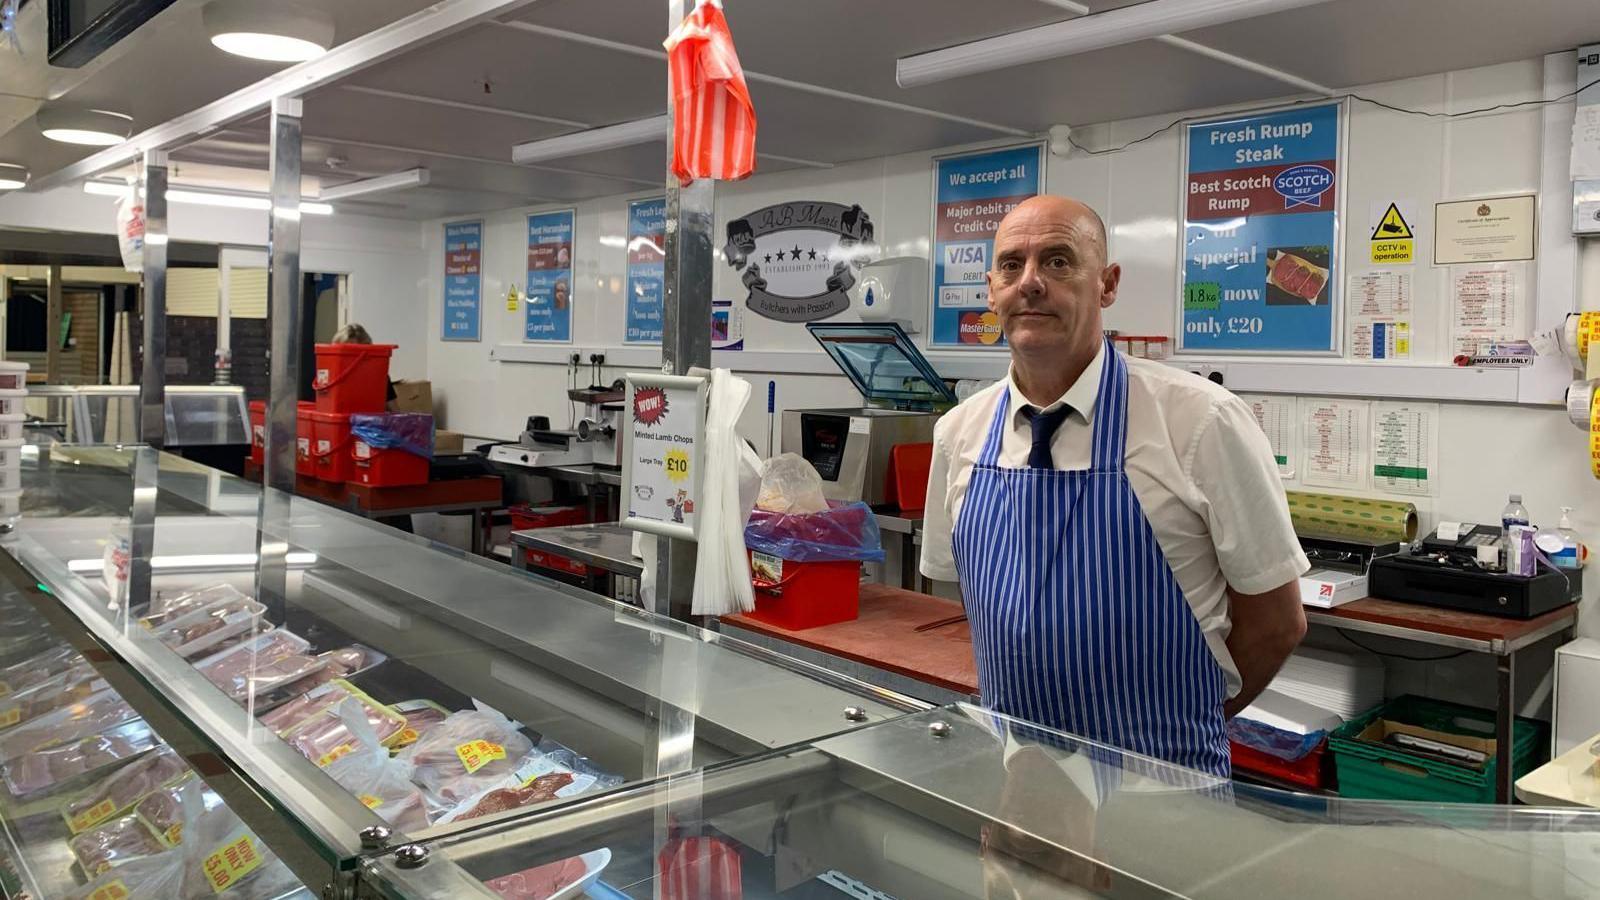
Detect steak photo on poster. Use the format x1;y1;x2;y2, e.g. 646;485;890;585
1265;245;1330;305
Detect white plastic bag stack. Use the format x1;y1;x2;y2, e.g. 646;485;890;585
690;368;763;616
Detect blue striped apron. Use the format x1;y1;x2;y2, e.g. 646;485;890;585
952;342;1231;777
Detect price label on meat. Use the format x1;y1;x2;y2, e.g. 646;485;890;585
87;880;131;900
455;739;506;774
202;830;265;893
1181;102;1343;354
165;823;183;846
0;705;19;728
68;797;120;833
316;743;355;768
622;374;707;541
358;793;385;810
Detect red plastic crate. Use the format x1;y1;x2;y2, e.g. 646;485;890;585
295;402;315;478
509;504;590;532
522;548;591;577
350;438;429;487
744;551;860;630
248;400;265;466
313;343;395;414
1230;739;1329;791
309;410;354;484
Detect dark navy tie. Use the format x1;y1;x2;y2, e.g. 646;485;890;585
1022;404;1073;469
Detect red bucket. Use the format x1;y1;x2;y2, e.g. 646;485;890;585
295;402;315;478
744;551;860;630
313;343;395;414
310;411;354;484
248;400;265;466
351;438;429;487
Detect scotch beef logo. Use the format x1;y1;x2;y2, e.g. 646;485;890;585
724;201;878;322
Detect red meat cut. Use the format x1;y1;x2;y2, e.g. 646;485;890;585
486;856;589;899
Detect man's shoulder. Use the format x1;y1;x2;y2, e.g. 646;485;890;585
1125;355;1239;412
933;378;1007;443
1123;355;1251;454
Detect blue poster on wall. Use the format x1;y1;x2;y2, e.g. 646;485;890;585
625;197;666;344
442;220;482;342
525;209;575;343
930;143;1044;348
1181;102;1343;353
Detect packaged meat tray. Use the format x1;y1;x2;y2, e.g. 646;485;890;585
438;772;576;825
485;849;610;900
0;687;138;763
0;663;104;731
434;746;621;826
145;594;268;659
3;719;157;797
0;643;85;696
390;699;451;750
65;848;184;900
136;583;249;630
134;775;225;847
259;679;399;740
400;707;535;817
69;813;166;877
179;790;304;899
254;644;389;710
278;683;406;766
321;697;429;832
194;630;327;702
62;746;191;835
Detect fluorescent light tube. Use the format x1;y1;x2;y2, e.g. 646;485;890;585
512;115;668;165
84;181;331;215
319;167;430;201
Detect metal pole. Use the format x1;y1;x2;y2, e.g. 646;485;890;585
215;247;233;385
255;97;304;626
653;0;715;625
138;152;169;447
45;264;63;385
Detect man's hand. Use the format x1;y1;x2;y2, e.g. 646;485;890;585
1222;581;1306;719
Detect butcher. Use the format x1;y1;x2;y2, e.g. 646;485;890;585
920;194;1309;776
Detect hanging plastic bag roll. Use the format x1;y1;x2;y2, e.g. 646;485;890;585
690;368;763;616
1284;490;1418;543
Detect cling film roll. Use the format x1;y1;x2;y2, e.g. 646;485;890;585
1567;312;1600;365
1284;490;1418;543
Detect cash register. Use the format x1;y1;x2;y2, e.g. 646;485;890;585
781;323;957;505
1368;523;1582;619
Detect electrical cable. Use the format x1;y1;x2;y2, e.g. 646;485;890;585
1065;77;1600;156
1335;628;1470;662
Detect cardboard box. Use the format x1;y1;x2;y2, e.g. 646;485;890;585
389;379;433;414
1355;717;1493;772
1298;567;1368;608
434;429;464;455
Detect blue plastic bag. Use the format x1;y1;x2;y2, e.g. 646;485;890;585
1227;716;1326;762
745;500;886;563
349;413;434;460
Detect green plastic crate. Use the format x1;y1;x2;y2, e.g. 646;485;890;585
1329;694;1547;804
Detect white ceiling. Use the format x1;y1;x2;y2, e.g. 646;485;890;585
2;0;1598;220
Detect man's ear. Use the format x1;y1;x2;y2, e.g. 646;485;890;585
985;270;998;313
1099;263;1122;309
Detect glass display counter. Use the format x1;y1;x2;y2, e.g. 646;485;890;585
4;443;1600;899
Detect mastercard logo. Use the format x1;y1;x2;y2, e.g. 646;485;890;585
958;311;1002;345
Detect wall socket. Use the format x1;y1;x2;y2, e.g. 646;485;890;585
1185;364;1226;386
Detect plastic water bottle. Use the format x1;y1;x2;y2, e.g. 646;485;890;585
1556;507;1583;570
1501;493;1530;532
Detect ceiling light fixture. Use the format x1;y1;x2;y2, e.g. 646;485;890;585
36;106;133;146
83;180;332;215
511;115;668;165
895;0;1331;87
203;0;335;63
318;167;430;201
0;164;28;191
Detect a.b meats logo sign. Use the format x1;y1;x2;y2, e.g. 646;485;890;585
724;201;878;322
633;387;668;426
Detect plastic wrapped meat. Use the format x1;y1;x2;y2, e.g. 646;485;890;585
194;631;326;702
0;644;84;695
146;593;267;659
4;721;155;796
321;697;429;832
138;583;248;628
257;645;387;710
391;700;451;749
0;664;103;729
486;856;591;900
400;708;534;816
69;813;166;876
178;792;303;899
282;687;405;766
63;746;190;833
133;776;224;846
452;773;574;822
0;688;137;762
66;848;184;900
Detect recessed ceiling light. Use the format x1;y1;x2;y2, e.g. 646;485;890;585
36;106;133;146
0;164;28;191
203;0;334;63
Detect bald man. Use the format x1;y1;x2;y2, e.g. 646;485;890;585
921;195;1308;777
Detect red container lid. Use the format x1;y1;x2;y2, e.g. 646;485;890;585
307;410;352;423
314;343;396;357
249;400;265;413
297;401;315;410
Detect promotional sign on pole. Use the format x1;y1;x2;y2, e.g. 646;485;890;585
1179;102;1343;354
441;220;482;342
622;373;707;541
930;143;1045;347
524;209;575;342
625;197;666;343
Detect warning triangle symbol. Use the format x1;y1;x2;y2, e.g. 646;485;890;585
1371;203;1413;240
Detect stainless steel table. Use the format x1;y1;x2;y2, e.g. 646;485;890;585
528;464;622;521
872;505;925;591
511;522;642;601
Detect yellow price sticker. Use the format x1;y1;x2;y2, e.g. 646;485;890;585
394;727;419;747
358;793;384;810
164;822;184;846
0;706;21;729
68;797;120;834
454;739;505;775
202;831;265;894
0;681;10;697
316;743;355;768
664;448;690;483
87;879;131;900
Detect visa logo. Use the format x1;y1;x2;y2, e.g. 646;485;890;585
945;244;987;265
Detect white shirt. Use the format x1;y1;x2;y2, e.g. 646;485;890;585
920;344;1309;695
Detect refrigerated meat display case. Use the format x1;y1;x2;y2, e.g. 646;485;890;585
3;444;1600;899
